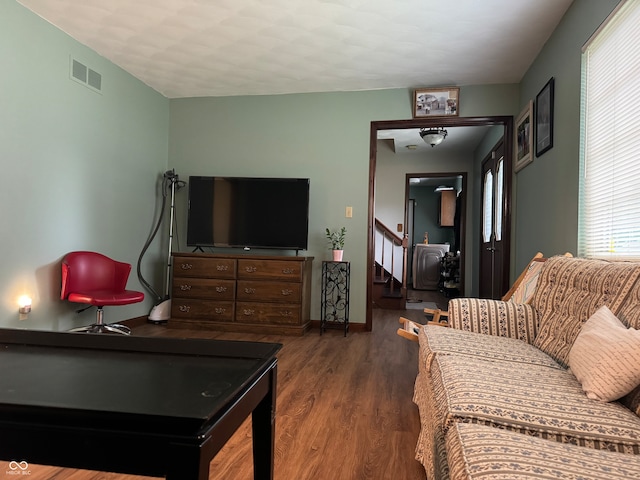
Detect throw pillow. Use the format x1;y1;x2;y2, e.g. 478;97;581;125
568;305;640;402
621;384;640;416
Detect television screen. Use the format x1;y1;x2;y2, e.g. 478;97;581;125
187;176;310;250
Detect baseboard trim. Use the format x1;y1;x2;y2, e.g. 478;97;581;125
124;317;368;334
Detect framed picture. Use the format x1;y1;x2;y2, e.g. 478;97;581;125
514;100;533;172
413;87;459;118
535;77;554;157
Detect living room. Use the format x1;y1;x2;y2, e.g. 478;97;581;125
1;1;633;478
2;0;621;332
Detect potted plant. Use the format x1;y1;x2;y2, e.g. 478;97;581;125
326;227;346;261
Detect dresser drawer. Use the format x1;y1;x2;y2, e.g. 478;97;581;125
169;253;312;335
235;302;301;325
171;299;235;322
173;256;236;279
236;280;302;303
237;259;303;282
171;278;235;300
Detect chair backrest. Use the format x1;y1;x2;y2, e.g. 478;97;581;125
61;251;132;300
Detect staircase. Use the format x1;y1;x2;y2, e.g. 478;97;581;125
372;219;407;310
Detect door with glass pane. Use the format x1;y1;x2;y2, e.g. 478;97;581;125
480;141;510;299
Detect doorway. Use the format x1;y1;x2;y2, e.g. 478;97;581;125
367;116;513;331
405;173;466;295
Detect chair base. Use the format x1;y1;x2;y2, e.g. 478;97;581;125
69;323;131;335
69;306;131;335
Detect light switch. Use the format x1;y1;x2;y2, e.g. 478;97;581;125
345;206;353;218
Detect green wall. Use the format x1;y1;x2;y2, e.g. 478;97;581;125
169;91;409;324
169;86;518;322
513;0;620;272
409;187;456;246
0;1;170;330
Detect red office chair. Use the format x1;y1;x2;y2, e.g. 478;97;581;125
61;251;144;334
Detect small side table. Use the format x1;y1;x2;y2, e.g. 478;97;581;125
320;261;350;336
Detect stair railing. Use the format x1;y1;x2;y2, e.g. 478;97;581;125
374;219;408;297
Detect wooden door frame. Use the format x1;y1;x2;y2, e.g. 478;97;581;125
366;116;513;331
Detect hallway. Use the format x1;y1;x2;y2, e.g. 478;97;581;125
405;287;450;311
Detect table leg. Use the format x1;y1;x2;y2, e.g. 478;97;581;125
252;364;277;480
166;440;210;480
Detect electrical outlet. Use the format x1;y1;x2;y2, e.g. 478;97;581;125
345;206;353;218
397;224;403;232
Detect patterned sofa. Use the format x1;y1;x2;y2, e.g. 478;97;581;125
413;256;640;479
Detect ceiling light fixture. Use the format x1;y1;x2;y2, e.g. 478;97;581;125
420;127;448;147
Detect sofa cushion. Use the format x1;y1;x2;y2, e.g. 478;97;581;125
446;423;640;480
532;256;640;367
615;274;640;416
413;371;450;480
622;385;640;417
569;305;640;402
418;325;562;374
616;266;640;331
429;354;640;453
448;298;538;343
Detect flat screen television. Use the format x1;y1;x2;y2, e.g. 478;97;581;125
186;176;310;251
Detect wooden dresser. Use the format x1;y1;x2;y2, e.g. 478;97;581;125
170;253;313;335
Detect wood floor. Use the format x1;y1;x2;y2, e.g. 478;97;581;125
5;308;429;480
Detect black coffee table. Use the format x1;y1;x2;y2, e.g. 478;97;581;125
0;328;281;479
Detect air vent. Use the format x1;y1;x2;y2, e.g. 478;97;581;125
71;59;86;82
70;57;102;94
87;68;102;90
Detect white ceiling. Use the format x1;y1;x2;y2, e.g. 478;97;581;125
18;0;573;99
378;125;493;155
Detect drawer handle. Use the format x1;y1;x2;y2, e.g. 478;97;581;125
244;266;258;273
215;286;228;293
179;284;192;291
214;308;226;314
244;287;256;294
180;263;193;270
216;264;229;271
281;289;293;296
178;305;190;313
243;309;255;316
282;268;295;274
280;310;293;317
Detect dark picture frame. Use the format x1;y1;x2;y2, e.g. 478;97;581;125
413;87;459;118
535;77;554;157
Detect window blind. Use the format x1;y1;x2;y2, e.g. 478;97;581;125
579;0;640;259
